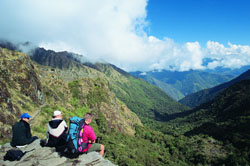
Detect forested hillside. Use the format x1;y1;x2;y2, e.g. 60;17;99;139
164;79;250;165
0;47;191;165
1;46;250;165
180;69;250;107
30;48;188;124
130;70;234;100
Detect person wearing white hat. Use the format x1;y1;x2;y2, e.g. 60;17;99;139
46;110;68;147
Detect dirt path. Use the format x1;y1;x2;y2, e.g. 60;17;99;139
30;104;46;125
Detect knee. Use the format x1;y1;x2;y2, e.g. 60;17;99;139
101;144;104;150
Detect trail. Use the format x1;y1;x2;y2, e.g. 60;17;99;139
30;103;46;125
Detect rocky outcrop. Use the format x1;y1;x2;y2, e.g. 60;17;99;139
0;48;45;141
0;139;115;166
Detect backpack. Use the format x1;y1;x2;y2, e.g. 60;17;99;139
63;116;89;158
3;149;34;161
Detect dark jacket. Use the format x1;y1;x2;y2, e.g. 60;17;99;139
11;120;34;146
47;119;67;147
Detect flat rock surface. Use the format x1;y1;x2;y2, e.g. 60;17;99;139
0;140;115;166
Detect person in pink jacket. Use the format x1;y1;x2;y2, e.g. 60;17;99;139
81;113;105;156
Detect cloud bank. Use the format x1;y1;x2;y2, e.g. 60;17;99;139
0;0;250;71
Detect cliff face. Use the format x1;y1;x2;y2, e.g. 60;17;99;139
0;48;44;141
0;48;142;142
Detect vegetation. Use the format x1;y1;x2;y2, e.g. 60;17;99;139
1;46;250;165
31;49;188;126
180;69;250;107
93;63;188;124
163;79;250;165
130;70;234;100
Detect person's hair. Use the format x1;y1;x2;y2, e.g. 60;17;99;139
84;113;93;120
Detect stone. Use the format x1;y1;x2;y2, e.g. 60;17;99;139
3;143;11;148
0;139;116;166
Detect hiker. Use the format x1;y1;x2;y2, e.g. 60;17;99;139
46;110;68;148
11;113;38;147
81;113;105;156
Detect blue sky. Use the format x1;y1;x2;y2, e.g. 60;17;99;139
0;0;250;71
147;0;250;46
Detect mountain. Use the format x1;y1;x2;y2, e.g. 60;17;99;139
130;71;185;100
164;79;250;165
0;47;153;165
185;79;250;148
0;48;44;141
180;69;250;108
30;48;89;69
0;47;211;165
30;48;188;124
130;70;234;100
204;65;250;76
2;46;250;165
0;47;142;139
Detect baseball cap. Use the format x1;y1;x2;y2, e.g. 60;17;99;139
53;110;62;116
21;113;31;119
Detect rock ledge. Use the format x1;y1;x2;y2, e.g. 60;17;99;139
0;140;115;166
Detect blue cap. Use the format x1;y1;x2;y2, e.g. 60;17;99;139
21;113;31;119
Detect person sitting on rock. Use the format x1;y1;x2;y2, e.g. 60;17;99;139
11;113;38;147
81;113;105;156
46;110;68;148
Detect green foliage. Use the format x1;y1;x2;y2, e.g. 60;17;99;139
86;78;109;107
41;105;54;115
68;80;82;99
162;80;250;165
180;70;250;108
130;70;234;100
111;76;188;124
3;47;250;165
70;97;79;107
95;111;108;133
98;125;229;166
33;126;47;133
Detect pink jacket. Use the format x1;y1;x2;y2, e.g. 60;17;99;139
80;124;96;152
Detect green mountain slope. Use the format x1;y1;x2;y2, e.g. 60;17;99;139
138;73;184;100
130;70;234;100
30;48;188;124
186;80;250;147
0;47;142;139
180;69;250;107
1;47;227;166
3;46;250;165
164;79;250;165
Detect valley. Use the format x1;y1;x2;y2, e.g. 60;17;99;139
1;45;250;165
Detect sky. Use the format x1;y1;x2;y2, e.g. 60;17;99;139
147;0;250;46
0;0;250;72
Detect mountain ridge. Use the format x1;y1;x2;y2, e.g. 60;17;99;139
180;69;250;107
30;47;188;123
1;45;250;165
130;69;234;100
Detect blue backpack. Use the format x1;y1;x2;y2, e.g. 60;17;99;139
63;116;89;158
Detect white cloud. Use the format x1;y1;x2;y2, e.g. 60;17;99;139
206;41;250;69
0;0;250;72
139;72;147;76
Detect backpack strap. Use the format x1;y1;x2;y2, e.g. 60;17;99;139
77;122;89;153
